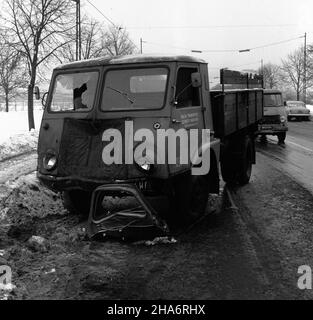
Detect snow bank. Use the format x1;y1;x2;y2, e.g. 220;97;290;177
0;110;42;160
306;105;313;120
0;110;43;143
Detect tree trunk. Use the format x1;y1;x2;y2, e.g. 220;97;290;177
296;90;300;101
5;90;9;112
28;84;35;130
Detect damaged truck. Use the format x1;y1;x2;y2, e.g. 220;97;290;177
36;54;263;240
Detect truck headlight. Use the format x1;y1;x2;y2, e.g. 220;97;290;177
280;116;286;123
140;163;152;171
43;152;57;171
135;158;154;173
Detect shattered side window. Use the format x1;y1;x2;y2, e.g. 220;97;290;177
50;71;98;112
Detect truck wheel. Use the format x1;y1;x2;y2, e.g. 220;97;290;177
222;136;253;185
190;174;209;220
237;137;253;185
221;157;236;185
62;190;92;215
277;132;286;144
260;134;267;143
171;171;209;225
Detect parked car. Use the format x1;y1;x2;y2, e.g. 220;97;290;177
258;89;288;144
285;100;311;121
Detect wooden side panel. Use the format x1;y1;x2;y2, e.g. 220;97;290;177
224;93;237;135
249;91;256;124
256;91;263;120
237;92;248;130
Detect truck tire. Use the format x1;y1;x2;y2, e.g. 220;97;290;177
237;137;253;185
277;132;286;144
221;157;236;185
221;136;253;185
62;190;92;215
171;170;209;225
190;174;210;220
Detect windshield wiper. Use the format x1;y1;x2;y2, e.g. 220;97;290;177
106;86;135;104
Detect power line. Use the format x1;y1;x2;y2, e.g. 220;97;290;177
84;0;139;50
208;61;262;70
242;35;305;51
127;24;301;30
144;35;304;53
145;40;237;52
85;0;116;27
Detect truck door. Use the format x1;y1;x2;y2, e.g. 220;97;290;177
172;65;205;130
169;65;206;174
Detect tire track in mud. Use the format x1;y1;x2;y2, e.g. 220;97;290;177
0;152;37;185
232;153;313;300
225;187;286;299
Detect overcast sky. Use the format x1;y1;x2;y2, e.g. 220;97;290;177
84;0;312;79
0;0;311;82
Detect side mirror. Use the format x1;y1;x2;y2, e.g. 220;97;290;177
34;86;40;100
191;72;202;88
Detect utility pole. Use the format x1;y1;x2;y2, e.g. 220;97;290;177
140;38;146;54
72;0;81;61
303;32;307;103
261;59;264;88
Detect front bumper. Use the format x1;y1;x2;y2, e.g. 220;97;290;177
288;113;310;117
37;172;111;192
257;124;288;135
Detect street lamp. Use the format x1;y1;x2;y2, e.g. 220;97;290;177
71;0;81;61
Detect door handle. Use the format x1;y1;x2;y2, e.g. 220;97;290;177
172;119;182;124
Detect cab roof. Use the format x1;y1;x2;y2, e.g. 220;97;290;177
55;54;206;70
263;89;282;94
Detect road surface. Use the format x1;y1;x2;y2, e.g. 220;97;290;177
1;121;313;300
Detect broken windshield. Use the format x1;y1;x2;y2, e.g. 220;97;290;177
50;71;99;112
101;67;168;111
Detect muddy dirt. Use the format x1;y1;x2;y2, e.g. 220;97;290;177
1;148;313;299
0;170;270;300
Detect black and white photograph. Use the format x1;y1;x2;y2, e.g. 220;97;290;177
0;0;313;305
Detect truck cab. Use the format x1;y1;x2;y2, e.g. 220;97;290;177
37;54;221;239
258;89;288;143
37;54;262;240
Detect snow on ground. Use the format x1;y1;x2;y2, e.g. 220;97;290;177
0;110;43;160
0;110;43;143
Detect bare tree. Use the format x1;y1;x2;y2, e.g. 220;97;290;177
259;63;282;89
281;46;313;101
3;0;75;130
58;21;137;64
0;34;27;112
101;25;137;57
58;17;105;63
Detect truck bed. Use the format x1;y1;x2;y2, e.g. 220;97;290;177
210;89;263;137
